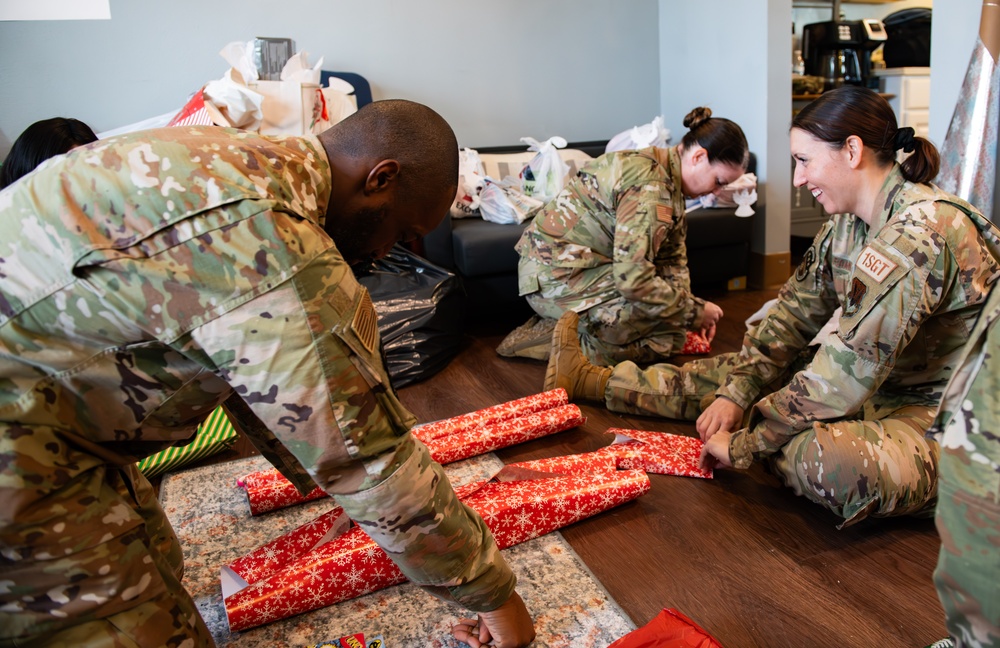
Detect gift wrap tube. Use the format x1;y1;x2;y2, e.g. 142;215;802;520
238;392;582;515
421;403;585;465
137;406;238;477
223;450;650;631
238;469;328;516
411;388;568;441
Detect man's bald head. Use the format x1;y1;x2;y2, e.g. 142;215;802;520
320;99;458;203
318;100;459;265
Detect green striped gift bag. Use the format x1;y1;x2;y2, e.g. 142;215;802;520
137;406;239;477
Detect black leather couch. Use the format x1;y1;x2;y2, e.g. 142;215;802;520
421;141;758;321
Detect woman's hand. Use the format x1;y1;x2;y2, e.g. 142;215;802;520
451;591;535;648
700;301;724;342
695;396;744;442
700;431;734;471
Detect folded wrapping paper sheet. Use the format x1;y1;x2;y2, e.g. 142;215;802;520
238;390;583;515
222;450;650;632
597;429;713;479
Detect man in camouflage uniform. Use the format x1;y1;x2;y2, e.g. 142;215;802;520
0;101;533;647
546;165;1000;526
507;146;728;366
928;282;1000;647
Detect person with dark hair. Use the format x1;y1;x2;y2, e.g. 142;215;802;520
0;100;534;648
0;116;98;189
500;107;749;365
544;86;1000;526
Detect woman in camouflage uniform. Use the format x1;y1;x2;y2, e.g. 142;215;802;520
506;107;749;366
545;87;1000;526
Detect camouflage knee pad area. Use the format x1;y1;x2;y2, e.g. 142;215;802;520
772;407;939;526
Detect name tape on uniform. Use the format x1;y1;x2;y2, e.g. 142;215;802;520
856;246;897;283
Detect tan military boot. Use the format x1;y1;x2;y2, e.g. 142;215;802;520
543;311;611;402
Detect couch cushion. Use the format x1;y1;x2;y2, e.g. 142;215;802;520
452;218;528;277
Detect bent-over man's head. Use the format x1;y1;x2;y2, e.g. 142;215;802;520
318;99;458;265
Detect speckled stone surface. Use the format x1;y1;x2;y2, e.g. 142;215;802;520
160;454;636;647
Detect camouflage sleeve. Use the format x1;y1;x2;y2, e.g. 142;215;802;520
729;221;950;468
612;180;701;328
718;221;840;410
928;284;1000;645
184;234;515;612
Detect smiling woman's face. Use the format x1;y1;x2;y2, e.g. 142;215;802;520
790;127;856;216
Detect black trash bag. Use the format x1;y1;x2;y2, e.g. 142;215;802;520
883;8;932;68
352;245;466;389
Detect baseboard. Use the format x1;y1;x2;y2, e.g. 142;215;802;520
749;250;792;290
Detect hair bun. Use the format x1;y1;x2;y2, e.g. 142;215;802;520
683;107;713;131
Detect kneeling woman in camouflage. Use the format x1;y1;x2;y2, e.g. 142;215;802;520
507;107;749;366
546;87;1000;526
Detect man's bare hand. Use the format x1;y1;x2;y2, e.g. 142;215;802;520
451;591;535;648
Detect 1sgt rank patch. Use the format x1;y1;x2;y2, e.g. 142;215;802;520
856;245;898;283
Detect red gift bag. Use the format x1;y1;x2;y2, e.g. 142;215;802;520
608;608;724;648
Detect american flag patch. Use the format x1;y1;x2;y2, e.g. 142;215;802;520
656;204;673;223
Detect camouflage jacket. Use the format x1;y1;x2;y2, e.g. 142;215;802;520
723;165;1000;468
0;127;512;639
928;280;1000;499
515;146;705;327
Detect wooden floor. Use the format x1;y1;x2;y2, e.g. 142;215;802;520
200;286;947;648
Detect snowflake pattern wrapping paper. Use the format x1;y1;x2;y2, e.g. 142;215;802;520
598;429;713;479
237;390;583;515
222;450;650;632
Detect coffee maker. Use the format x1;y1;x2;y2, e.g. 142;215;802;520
802;19;887;91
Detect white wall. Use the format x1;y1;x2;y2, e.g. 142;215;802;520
0;0;660;157
658;0;791;255
929;0;981;147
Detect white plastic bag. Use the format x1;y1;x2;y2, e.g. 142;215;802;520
605;116;671;153
479;177;545;225
519;136;569;203
451;148;487;218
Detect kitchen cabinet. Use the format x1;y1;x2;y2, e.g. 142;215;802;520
875;67;931;138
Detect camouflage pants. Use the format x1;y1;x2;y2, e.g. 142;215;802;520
2;463;214;648
526;291;687;366
605;352;939;524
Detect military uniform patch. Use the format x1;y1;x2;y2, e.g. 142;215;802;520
857;245;897;283
846;277;867;315
655;203;673;223
795;246;816;282
351;289;379;354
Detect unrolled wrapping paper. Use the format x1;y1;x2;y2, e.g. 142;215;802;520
594;428;713;479
222;450;650;632
237;389;582;515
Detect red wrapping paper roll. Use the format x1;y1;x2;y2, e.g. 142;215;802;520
223;450;650;632
240;473;327;516
224;507;349;586
421;403;585;465
238;392;583;515
411;388;568;441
